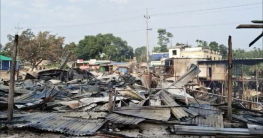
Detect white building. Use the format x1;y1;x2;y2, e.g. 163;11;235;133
169;46;222;60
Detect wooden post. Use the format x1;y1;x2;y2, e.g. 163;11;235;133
108;90;113;113
227;36;233;121
256;64;258;103
241;63;244;101
7;35;18;121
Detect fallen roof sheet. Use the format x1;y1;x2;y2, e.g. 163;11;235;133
189;104;222;116
233;114;263;125
59;96;124;109
116;87;145;101
114;106;171;121
173;125;250;135
106;113;145;125
15;86;71;109
92;103;109;111
247;124;263;134
170;64;201;88
0;84;31;94
187;114;224;128
159;91;188;120
63;111;108;119
14;112;106;136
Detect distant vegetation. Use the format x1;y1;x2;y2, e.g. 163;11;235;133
1;28;263;74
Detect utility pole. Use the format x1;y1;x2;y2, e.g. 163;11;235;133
227;36;233;121
144;8;152;73
15;23;23;81
7;35;18;121
144;8;152;88
15;23;23;35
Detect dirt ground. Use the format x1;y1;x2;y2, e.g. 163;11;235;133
0;71;12;80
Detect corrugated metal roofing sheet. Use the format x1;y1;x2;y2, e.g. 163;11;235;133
106;113;145;125
171;64;201;88
14;112;106;136
114;106;171;121
173;125;250;135
159;91;188;120
92;103;109;111
187;114;224;128
63;111;108;119
233;114;263;125
189;104;222;116
15;86;71;109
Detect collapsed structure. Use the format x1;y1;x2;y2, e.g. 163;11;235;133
1;62;263;137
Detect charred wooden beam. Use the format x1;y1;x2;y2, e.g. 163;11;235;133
236;24;263;29
251;20;263;23
249;32;263;47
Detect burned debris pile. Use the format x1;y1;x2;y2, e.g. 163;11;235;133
1;64;263;137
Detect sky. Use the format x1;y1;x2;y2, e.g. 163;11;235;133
1;0;263;52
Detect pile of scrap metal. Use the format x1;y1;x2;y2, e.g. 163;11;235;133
1;64;263;137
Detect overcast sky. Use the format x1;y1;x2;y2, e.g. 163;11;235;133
1;0;263;51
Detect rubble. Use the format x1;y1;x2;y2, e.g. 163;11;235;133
1;64;263;137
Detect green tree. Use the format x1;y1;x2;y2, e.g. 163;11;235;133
75;33;133;62
135;46;147;62
153;29;173;52
64;42;77;62
196;39;208;48
218;44;228;59
209;41;219;52
5;29;64;70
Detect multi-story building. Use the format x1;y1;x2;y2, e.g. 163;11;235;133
169;46;222;60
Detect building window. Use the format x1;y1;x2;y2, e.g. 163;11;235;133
214;57;216;60
173;50;177;55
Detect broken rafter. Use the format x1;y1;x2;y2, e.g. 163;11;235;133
251;20;263;24
249;32;263;47
236;24;263;29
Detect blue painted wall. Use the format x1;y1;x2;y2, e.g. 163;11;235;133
151;53;169;61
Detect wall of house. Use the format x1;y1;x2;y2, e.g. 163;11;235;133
169;48;181;58
198;63;226;80
168;47;222;60
0;60;18;70
181;51;204;58
173;58;202;77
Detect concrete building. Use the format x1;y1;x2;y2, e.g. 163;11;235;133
169;46;222;60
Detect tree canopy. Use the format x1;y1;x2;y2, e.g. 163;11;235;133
153;29;173;52
4;29;64;69
196;39;228;59
63;42;77;62
75;33;133;62
134;46;147;63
